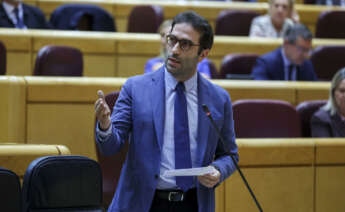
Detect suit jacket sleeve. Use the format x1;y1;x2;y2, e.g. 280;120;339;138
251;57;271;80
210;89;238;183
95;79;133;156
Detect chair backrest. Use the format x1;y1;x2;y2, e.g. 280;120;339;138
50;4;116;32
233;99;301;138
215;10;259;36
0;41;6;75
208;60;219;79
310;45;345;81
315;11;345;39
22;155;103;212
33;45;83;76
304;0;316;4
0;167;22;212
127;5;163;33
219;53;258;79
296;100;327;137
95;91;129;209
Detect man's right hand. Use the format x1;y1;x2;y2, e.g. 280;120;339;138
95;90;111;131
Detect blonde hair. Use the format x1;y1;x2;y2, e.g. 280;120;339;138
323;67;345;115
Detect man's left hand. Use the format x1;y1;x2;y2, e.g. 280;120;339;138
198;167;220;188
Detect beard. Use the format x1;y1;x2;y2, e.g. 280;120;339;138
165;54;199;80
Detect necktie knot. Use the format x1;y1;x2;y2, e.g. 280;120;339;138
175;82;185;92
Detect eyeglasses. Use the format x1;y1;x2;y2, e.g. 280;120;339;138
295;44;312;55
166;34;200;51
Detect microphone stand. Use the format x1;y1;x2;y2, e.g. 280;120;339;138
202;104;263;212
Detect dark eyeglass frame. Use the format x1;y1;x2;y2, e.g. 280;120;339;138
166;34;200;51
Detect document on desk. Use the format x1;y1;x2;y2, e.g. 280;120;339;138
164;166;217;177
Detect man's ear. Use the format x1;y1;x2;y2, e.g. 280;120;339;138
198;49;209;62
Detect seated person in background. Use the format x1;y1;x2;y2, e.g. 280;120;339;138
251;24;318;81
315;0;345;6
311;68;345;137
145;19;212;79
249;0;298;37
0;0;50;29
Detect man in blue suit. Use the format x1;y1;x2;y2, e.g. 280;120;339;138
251;23;318;81
0;0;50;29
95;11;238;212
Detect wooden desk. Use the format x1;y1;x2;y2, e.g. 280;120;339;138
0;76;330;160
24;0;345;33
2;29;345;77
223;138;345;212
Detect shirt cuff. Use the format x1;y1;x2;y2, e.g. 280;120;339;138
96;122;112;141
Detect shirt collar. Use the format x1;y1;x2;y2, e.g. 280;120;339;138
2;1;22;14
164;67;198;93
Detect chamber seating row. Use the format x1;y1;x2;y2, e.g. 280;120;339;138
1;29;345;77
24;0;344;33
0;76;329;160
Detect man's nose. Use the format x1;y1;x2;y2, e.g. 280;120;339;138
171;42;181;54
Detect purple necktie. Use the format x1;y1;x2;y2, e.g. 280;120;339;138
13;8;24;29
174;82;193;191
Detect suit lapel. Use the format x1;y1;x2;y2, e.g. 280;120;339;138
196;74;211;166
0;4;15;26
151;68;165;150
276;48;286;80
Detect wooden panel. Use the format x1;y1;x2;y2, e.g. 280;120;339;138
117;55;151;77
236;138;315;166
83;55;117;77
25;76;124;102
213;80;296;105
225;167;314;212
215;183;225;212
295;81;330;103
32;30;116;53
315;166;345;212
0;144;71;178
7;52;32;76
315;139;345;164
26;104;97;160
0;77;26;143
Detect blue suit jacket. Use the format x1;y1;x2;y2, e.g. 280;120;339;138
251;47;318;81
96;68;238;212
0;3;50;29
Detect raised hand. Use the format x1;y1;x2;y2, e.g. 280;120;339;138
95;90;111;131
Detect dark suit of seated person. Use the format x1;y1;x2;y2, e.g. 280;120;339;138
315;0;345;6
251;23;318;81
0;0;50;29
311;68;345;137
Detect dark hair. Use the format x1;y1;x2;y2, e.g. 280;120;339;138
171;11;214;54
283;23;312;44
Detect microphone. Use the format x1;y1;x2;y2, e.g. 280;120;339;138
202;104;263;212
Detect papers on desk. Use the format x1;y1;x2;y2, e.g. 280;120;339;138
163;166;217;177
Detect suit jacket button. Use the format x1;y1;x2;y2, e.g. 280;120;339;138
154;174;158;179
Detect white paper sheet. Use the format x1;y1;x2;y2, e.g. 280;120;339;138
163;166;217;177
